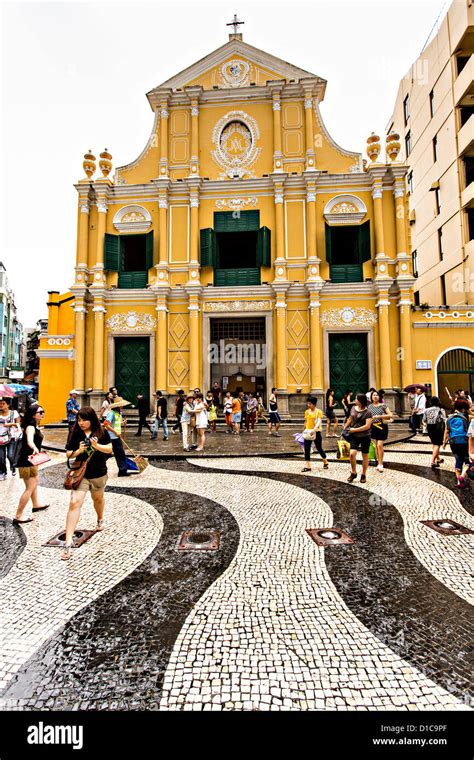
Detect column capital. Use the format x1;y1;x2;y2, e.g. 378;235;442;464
184;284;203;299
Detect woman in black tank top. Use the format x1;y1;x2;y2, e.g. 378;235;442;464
14;404;49;524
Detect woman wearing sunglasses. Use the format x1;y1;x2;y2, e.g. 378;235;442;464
13;404;49;524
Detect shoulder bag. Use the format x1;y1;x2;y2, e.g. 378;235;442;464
63;450;94;490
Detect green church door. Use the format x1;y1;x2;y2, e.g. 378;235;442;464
114;337;150;405
329;333;368;402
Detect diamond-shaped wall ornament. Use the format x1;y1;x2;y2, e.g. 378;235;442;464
170;353;188;385
288;311;307;345
171;314;189;347
288;349;309;384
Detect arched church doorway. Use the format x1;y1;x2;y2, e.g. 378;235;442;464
436;347;474;408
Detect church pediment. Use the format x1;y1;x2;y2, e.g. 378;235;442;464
147;39;325;101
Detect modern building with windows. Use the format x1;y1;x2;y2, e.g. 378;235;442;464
0;262;24;382
38;29;473;421
388;0;474;308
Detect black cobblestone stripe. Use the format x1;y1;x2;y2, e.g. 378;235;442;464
1;480;239;710
0;517;26;579
159;460;473;705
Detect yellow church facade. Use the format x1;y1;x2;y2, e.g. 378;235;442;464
38;33;474;423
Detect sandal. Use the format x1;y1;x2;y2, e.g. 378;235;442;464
96;519;105;531
13;517;33;524
302;467;311;472
323;462;329;469
32;505;50;512
60;544;73;561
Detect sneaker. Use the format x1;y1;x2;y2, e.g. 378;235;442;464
347;472;357;482
0;474;6;481
377;464;384;472
11;468;16;476
163;437;169;441
360;475;367;484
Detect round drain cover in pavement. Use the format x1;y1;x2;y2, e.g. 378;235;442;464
318;530;341;540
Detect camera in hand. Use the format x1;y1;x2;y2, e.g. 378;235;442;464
84;435;91;446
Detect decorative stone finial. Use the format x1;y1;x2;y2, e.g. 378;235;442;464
386;131;401;161
366;133;381;163
99;149;113;177
83;150;96;179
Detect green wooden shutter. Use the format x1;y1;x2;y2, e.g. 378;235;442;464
104;233;120;271
200;228;216;266
145;231;154;269
325;224;332;263
256;226;271;267
358;221;371;263
214;210;260;232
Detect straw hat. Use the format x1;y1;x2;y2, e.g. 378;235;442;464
109;398;131;409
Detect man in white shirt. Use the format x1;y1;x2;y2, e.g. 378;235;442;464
409;388;427;434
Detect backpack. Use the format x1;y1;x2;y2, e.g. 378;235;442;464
446;413;468;445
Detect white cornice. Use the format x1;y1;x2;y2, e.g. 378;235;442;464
202;285;273;300
94;173;379;202
321;282;376;296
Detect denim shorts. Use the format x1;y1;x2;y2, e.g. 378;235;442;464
232;413;242;423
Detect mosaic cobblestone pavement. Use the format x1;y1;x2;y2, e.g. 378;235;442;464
0;448;472;711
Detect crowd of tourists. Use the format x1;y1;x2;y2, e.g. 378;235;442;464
2;381;472;563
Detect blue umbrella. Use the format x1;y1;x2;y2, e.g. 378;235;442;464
6;383;36;395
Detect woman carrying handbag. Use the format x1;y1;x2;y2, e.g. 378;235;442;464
368;390;392;472
61;407;112;561
302;397;329;473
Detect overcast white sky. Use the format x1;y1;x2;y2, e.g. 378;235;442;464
1;0;447;328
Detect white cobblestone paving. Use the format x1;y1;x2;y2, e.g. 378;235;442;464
0;455;471;711
109;464;469;711
190;457;474;606
0;459;163;693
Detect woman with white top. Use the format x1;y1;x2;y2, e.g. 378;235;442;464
0;398;22;479
193;392;208;451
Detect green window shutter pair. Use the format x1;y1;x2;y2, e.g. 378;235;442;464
256;226;271;267
214;210;260;232
104;231;154;271
200;226;270;267
325;222;371;265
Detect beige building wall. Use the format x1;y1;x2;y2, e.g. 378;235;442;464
388;0;474;307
